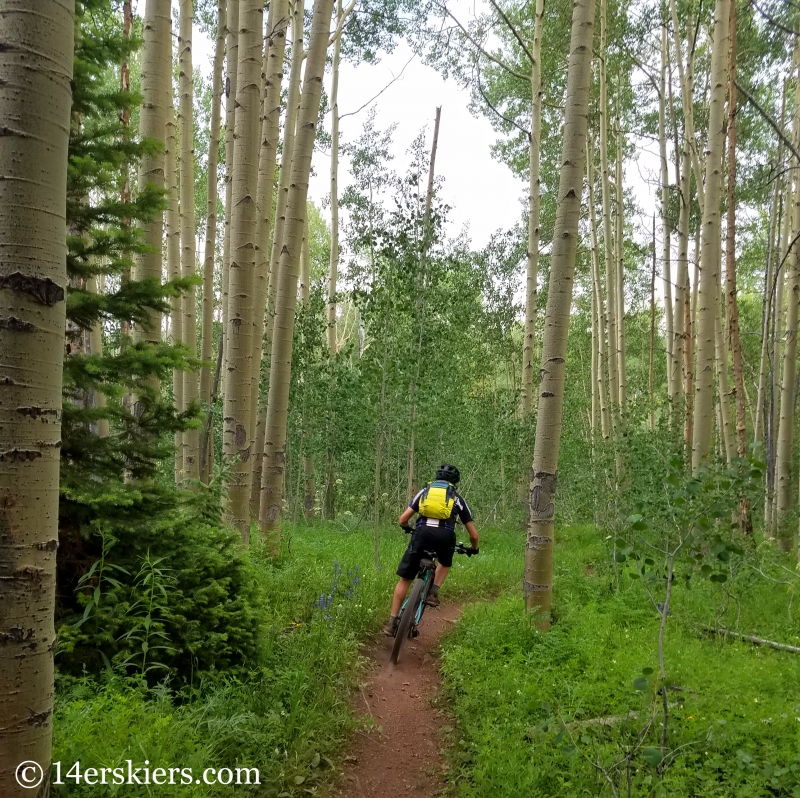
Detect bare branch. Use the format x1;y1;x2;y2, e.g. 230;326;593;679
488;0;535;66
435;0;530;82
339;54;416;120
474;56;531;140
735;79;800;165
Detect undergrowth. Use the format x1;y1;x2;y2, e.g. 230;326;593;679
440;525;800;797
53;522;521;796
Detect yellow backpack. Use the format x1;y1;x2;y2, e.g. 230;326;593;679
418;480;457;520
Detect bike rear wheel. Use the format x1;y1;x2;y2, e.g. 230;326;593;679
390;577;426;665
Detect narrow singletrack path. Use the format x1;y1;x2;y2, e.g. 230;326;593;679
335;602;462;797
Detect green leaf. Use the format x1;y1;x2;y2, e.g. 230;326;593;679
633;676;649;691
643;748;663;767
642;667;654;675
615;552;627;563
710;572;728;583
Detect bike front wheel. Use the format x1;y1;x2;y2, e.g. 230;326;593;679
390;577;426;665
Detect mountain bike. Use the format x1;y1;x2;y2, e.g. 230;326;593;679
389;525;475;665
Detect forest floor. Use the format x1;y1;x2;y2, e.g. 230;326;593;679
335;602;463;797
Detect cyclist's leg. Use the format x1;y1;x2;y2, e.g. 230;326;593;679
433;564;450;586
391;578;413;616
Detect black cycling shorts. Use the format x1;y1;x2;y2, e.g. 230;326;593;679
396;526;456;579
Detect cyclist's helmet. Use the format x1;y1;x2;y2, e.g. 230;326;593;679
435;463;460;484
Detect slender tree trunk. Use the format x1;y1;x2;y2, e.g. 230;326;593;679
521;0;545;419
0;3;73;786
221;0;239;394
725;0;746;467
691;0;730;474
650;214;656;431
223;0;264;540
614;114;626;414
599;0;618;420
774;37;800;550
714;275;735;463
524;0;595;623
660;23;676;409
87;276;109;438
684;271;694;448
199;0;226;482
300;232;315;518
247;0;289;517
406;107;441;504
179;0;199;480
166;103;184;482
755;85;788;448
254;0;304;519
587;137;610;438
327;0;343;355
591;285;598;433
259;0;336;549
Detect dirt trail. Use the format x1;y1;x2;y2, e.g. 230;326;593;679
335;602;462;797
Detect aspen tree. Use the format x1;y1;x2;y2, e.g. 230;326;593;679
120;0;133;348
300;232;315;517
650;214;656;430
587;137;610;438
521;0;545;419
179;0;199;479
327;0;343;355
0;2;73;784
714;277;735;463
755;84;787;448
259;0;336;546
614;114;626;413
252;0;304;518
199;0;226;481
598;0;618;419
166;103;183;481
221;0;239;386
248;0;289;515
525;0;595;623
87;276;110;438
691;0;730;474
773;35;800;550
223;0;264;539
133;0;171;367
660;23;676;407
725;0;747;469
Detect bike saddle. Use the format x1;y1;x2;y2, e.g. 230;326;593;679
419;555;435;570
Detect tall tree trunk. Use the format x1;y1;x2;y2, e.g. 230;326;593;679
587;137;610;438
223;0;264;540
0;3;73;786
755;84;788;449
199;0;226;482
221;0;239;395
599;0;618;420
691;0;730;474
660;22;676;409
684;271;694;448
521;0;545;419
725;0;746;467
166;103;184;482
246;0;289;517
133;0;171;369
87;276;109;438
258;0;336;549
327;0;343;355
179;0;199;480
253;0;304;519
773;36;800;550
406;107;441;503
300;232;315;518
650;214;656;431
524;0;595;623
614;113;626;414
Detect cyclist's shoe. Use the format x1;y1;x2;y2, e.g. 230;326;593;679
383;616;399;637
424;585;440;607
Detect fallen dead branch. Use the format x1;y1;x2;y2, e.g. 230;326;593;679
698;624;800;654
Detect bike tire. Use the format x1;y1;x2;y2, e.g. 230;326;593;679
390;577;425;665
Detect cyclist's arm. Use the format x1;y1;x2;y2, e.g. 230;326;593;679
399;506;415;526
465;521;479;550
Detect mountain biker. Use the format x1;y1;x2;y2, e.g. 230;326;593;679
383;463;479;637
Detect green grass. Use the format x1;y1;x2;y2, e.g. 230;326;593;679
53;522;521;796
439;525;800;797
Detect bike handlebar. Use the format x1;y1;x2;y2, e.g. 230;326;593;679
400;526;478;556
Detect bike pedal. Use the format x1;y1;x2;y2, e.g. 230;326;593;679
411;628;420;638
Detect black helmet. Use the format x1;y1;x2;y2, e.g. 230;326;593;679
436;463;460;484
